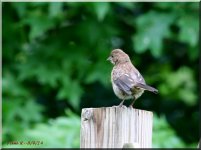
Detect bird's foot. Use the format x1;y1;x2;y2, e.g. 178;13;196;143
119;103;127;108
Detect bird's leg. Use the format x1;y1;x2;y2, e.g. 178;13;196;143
118;99;125;107
129;97;136;108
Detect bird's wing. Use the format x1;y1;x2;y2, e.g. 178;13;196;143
114;74;158;94
114;74;135;95
130;69;145;84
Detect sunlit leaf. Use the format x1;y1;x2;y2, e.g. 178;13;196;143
177;15;199;47
48;2;63;18
133;11;175;57
92;2;110;21
158;66;197;105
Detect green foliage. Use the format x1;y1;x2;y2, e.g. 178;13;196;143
3;110;80;148
153;115;185;148
159;66;197;106
3;99;44;144
2;2;199;148
92;2;110;21
177;15;199;47
153;115;197;148
133;11;175;57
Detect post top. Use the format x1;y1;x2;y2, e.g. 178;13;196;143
81;105;153;116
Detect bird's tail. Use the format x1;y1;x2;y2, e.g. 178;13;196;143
136;83;158;94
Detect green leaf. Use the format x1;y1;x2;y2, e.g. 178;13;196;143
133;11;175;57
57;78;83;110
12;2;27;18
48;2;63;18
3;72;29;97
85;61;111;86
3;110;80;148
117;2;136;10
92;2;110;21
158;66;197;105
153;115;186;148
3;99;44;144
177;15;199;47
22;11;55;40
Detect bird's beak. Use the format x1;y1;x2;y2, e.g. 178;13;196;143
107;56;112;61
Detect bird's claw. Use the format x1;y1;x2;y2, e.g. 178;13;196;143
119;104;127;109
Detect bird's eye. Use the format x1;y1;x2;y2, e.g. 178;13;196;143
111;55;113;58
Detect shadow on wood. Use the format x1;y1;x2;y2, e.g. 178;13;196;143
80;106;153;148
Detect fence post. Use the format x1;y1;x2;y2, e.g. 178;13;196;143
80;106;153;148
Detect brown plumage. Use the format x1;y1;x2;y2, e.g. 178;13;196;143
107;49;158;107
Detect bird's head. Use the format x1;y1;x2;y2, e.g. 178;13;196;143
107;49;130;65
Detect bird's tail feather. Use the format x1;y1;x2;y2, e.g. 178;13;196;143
136;83;158;94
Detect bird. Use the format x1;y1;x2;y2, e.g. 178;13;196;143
107;49;158;107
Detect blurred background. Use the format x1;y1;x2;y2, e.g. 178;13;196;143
2;2;199;148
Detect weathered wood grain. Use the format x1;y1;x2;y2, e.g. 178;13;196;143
80;106;153;148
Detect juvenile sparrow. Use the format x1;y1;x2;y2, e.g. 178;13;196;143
107;49;158;107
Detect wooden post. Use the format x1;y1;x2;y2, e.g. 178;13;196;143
80;106;153;148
